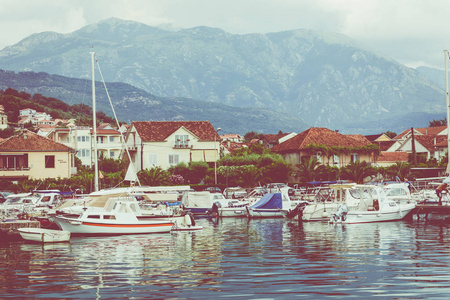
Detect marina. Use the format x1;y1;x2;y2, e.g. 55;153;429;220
1;217;450;298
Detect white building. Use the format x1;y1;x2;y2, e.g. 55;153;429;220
125;121;220;171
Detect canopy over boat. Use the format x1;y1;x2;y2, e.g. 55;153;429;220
249;193;282;209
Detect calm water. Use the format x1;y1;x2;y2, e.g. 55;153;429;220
1;217;450;299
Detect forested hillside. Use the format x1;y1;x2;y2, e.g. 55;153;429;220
0;87;115;126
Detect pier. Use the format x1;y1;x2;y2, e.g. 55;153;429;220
411;205;450;220
0;220;40;241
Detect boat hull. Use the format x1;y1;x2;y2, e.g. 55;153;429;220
302;203;340;221
18;228;70;243
332;204;415;224
219;207;247;217
246;208;284;218
54;216;174;235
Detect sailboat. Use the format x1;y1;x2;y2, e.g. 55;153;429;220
52;52;186;235
445;50;450;175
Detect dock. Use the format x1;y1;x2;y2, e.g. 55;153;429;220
411;205;450;219
0;220;40;241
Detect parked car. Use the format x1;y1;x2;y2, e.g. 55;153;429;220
223;187;247;199
205;187;222;193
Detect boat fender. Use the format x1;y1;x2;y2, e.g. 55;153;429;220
184;214;192;227
189;213;196;226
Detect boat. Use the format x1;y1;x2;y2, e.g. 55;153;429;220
329;186;416;224
297;184;364;221
171;213;203;231
182;191;230;216
53;195;176;235
17;228;70;243
246;193;287;218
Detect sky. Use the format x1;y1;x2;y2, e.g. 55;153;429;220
1;0;450;69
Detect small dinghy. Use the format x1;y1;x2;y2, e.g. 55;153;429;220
17;228;71;243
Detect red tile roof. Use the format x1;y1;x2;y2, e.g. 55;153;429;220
375;151;409;162
414;135;447;151
371;140;396;151
395;126;447;139
0;130;74;152
271;127;371;153
132;121;219;142
262;133;290;144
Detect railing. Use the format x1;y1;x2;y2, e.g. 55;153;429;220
174;145;191;149
0;167;30;171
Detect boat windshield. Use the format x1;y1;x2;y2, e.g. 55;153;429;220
5;197;23;204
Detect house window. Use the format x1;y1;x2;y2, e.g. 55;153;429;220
98;136;105;143
77;149;90;158
314;151;322;163
169;154;179;166
175;135;189;148
1;154;28;169
351;153;359;162
109;136;114;142
110;151;115;158
333;155;340;165
77;136;89;142
45;155;55;168
148;153;158;166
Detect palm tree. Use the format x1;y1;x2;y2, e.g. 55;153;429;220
341;161;377;184
239;166;264;188
296;157;321;182
392;162;411;181
138;166;170;186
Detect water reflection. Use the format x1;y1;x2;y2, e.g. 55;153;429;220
2;218;450;298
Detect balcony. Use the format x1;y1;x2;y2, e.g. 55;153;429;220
0;166;30;171
173;144;192;149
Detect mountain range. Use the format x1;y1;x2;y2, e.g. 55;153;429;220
0;18;446;134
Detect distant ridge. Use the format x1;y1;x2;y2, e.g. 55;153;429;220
0;18;445;134
0;69;309;134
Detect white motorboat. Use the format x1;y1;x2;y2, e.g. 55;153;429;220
53;195;175;235
329;187;416;224
246;192;295;218
300;184;365;221
17;228;70;243
182;191;229;216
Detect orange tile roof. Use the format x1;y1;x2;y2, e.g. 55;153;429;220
395;126;447;139
272;127;371;153
0;130;74;152
375;151;409;162
262;133;290;143
132;121;219;142
414;135;447;151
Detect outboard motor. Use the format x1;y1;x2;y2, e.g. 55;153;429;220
286;202;307;219
332;203;348;222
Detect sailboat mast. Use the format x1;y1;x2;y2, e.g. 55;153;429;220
91;52;99;192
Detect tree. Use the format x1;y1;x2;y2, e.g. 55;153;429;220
429;119;446;127
341;161;377;184
239;166;263;188
382;131;397;139
296;157;321;183
388;162;411;181
138;166;170;186
243;131;262;142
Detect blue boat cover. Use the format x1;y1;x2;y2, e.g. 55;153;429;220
249;193;282;209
